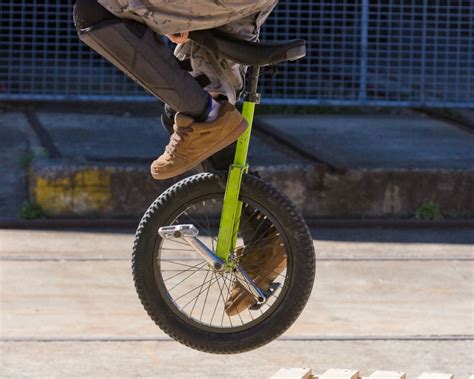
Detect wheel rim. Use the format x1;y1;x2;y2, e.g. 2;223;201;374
152;193;293;333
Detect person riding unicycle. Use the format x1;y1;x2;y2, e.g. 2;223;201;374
73;0;287;317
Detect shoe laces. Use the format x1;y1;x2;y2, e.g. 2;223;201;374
165;126;193;157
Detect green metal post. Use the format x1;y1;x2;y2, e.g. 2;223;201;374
234;102;255;165
215;101;255;260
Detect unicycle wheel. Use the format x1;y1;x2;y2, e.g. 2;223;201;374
132;172;315;353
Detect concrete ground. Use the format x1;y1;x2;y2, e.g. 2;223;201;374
1;227;473;377
261;113;474;169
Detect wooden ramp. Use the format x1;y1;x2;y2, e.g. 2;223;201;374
271;369;466;379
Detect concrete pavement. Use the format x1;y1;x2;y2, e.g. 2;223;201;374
3;341;472;378
260;113;474;169
1;228;473;377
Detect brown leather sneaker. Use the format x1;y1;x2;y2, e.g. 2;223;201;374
225;233;287;316
151;102;247;180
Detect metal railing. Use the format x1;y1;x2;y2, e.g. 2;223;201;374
1;1;473;107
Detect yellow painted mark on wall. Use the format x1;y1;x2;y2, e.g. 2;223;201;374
34;169;112;216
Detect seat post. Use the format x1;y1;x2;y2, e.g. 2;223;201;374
245;65;261;104
233;65;261;167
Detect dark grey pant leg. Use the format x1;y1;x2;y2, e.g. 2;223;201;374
73;0;210;120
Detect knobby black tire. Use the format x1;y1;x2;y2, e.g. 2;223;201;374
132;172;315;353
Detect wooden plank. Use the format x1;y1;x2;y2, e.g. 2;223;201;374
418;373;454;379
369;371;406;379
320;369;360;379
271;368;314;379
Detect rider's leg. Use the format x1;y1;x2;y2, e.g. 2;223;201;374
73;0;248;179
163;3;276;174
73;0;210;120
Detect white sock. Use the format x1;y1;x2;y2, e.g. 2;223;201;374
205;98;220;123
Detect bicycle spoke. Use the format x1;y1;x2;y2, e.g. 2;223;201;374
161;269;209;272
168;262;208;291
157;194;291;331
204;205;216;252
184;210;217;245
222;275;234;326
214;274;231;327
173;273;219;302
200;270;213;322
209;272;220;325
222;272;244;325
158;258;206;269
192;270;211;316
247;307;255;320
184;270;211;315
245;214;269;244
239;264;287;281
163;261;208;283
161;247;196;252
233;233;280;252
165;238;191;247
220;274;235;327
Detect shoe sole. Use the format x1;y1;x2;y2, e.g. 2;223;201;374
151;118;248;180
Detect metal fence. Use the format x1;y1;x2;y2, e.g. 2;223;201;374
1;1;473;107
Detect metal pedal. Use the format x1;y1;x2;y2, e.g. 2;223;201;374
158;224;198;239
158;224;225;271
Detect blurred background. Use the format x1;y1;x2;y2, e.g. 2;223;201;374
0;0;473;221
1;1;473;105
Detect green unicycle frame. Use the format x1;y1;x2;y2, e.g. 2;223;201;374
215;66;260;262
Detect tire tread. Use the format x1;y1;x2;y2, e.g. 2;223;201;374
132;172;315;353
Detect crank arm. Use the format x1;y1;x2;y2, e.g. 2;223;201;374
249;282;281;310
158;224;225;271
234;267;267;304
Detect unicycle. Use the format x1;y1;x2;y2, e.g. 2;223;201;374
132;30;316;353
